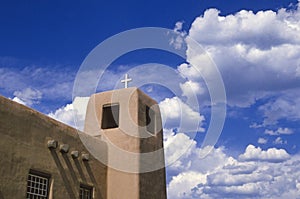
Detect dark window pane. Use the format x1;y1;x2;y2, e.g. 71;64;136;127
101;104;119;129
146;105;155;134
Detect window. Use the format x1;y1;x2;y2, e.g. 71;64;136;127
80;184;93;199
101;103;119;129
26;169;50;199
146;105;156;134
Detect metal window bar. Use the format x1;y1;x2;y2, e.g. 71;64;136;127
26;173;49;199
80;185;93;199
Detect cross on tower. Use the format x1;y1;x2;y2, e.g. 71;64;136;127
121;74;132;88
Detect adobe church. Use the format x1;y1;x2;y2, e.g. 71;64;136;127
0;87;167;198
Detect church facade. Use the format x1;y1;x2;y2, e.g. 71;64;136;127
0;88;167;199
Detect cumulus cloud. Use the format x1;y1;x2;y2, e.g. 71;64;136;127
180;80;205;98
48;97;90;131
166;138;300;199
164;132;197;169
239;144;290;162
177;63;201;81
182;3;300;113
165;131;230;174
168;171;207;199
159;97;205;132
167;143;231;198
189;8;300;48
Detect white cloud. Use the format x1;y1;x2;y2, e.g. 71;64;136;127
273;137;287;145
12;96;26;105
0;66;75;102
166;143;231;198
239;144;290;162
207;173;271;189
177;63;201;81
48;103;75;125
180;80;205;98
258;137;268;144
189;8;300;49
249;122;263;129
159;97;205;132
168;171;207;199
13;87;42;106
258;91;300;125
48;97;90;131
174;21;184;32
169;21;187;50
166;137;300;199
264;127;293;136
165;131;230;176
183;4;300;111
164;132;196;169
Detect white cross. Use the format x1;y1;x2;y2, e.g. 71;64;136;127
121;74;132;88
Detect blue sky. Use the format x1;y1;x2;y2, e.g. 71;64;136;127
1;0;300;198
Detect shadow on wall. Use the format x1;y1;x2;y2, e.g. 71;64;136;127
50;149;76;198
84;162;97;185
74;158;87;182
49;147;105;199
84;161;103;199
0;191;3;199
62;153;79;185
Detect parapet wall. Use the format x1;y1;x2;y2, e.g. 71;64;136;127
0;95;107;199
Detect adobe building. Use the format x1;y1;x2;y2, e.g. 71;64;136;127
0;87;167;199
84;87;166;199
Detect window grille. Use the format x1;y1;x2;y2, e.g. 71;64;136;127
26;170;50;199
80;184;93;199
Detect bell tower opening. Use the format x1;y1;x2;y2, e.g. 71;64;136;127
101;103;120;129
146;105;156;135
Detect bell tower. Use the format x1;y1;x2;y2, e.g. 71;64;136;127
84;87;167;199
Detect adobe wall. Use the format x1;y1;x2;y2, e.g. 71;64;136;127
0;96;107;199
85;88;167;199
137;89;167;199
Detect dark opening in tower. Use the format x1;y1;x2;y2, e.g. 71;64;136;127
101;103;120;129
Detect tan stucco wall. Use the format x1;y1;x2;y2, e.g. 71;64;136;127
0;95;107;199
85;87;167;199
